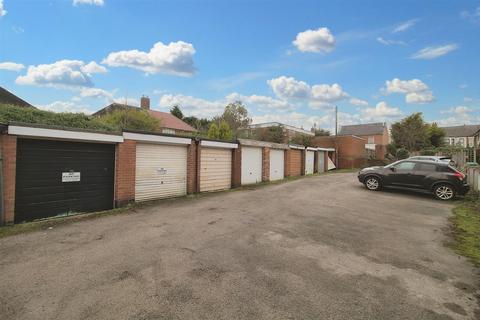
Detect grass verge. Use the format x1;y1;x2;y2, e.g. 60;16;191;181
0;168;356;239
449;193;480;266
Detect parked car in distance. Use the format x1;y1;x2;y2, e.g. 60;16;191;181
358;159;469;200
408;155;455;167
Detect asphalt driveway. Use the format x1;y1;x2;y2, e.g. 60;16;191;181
0;173;478;320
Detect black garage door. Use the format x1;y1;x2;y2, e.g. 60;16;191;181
15;139;115;223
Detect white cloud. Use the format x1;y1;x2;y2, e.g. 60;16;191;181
349;98;369;107
376;37;406;46
226;92;294;111
103;41;196;76
267;76;310;99
361;101;402;121
441;106;473;115
0;62;25;72
392;19;418;33
384;78;435;104
113;97;138;106
293;27;335;53
461;6;480;24
73;0;104;6
0;0;7;17
16;60;106;89
209;72;266;91
310;83;348;104
37;100;93;114
79;87;113;100
158;94;224;118
410;44;458;60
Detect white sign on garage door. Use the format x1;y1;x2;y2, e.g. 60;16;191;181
269;149;284;181
135;143;187;201
241;146;263;185
305;150;315;174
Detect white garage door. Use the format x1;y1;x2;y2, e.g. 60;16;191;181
269;149;284;181
241;146;262;185
305;150;314;174
317;151;325;173
135;143;187;201
200;147;232;192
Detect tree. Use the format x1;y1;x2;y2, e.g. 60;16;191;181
183;116;211;132
218;120;233;140
252;126;286;143
216;101;251;134
396;148;410;160
170;105;183;119
391;112;429;151
312;128;330;136
290;133;313;147
97;108;161;131
427;122;446;148
207;123;219;139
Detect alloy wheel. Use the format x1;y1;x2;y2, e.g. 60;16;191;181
435;185;454;200
366;178;379;190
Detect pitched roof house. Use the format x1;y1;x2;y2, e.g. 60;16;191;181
441;124;480;148
93;96;197;135
338;122;389;145
0;86;35;108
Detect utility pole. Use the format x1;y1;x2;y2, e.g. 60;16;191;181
334;105;339;168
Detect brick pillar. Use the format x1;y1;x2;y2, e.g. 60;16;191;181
262;147;270;182
314;151;318;173
115;139;136;207
1;135;16;225
284;149;292;177
196;142;202;193
301;148;306;176
232;145;242;188
187;141;198;194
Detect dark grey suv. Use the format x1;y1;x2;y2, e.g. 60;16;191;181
358;160;469;200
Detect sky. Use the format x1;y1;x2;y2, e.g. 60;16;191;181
1;0;480;132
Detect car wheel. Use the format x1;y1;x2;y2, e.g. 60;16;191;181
433;184;456;201
365;176;381;191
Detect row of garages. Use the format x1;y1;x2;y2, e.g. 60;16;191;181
0;124;335;225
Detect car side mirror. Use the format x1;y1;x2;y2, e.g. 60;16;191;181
390;167;395;172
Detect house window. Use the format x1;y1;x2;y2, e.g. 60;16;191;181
162;128;176;134
368;136;374;144
457;138;465;146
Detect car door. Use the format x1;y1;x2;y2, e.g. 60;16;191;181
386;161;417;187
411;162;438;190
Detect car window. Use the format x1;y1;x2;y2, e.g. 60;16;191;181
392;162;416;170
415;163;437;172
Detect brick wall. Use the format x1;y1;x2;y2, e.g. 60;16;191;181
232;145;241;188
262;147;270;182
187;141;197;194
286;149;302;177
114;139;136;207
1;135;17;225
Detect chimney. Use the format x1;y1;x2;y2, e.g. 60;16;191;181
140;95;150;110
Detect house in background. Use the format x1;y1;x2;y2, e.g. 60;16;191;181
241;122;314;143
338;122;390;147
441;124;480;148
93;96;197;135
0;86;35;108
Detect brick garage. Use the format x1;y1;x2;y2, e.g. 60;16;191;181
313;135;366;169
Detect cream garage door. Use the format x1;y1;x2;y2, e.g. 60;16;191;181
200;147;232;192
317;151;325;173
305;150;315;174
269;149;284;181
241;146;262;185
135;143;187;201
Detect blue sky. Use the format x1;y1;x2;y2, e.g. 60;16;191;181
1;0;479;131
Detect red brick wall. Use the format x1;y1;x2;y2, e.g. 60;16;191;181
187;141;197;194
262;147;270;182
114;139;136;207
232;145;242;188
313;135;367;169
286;149;302;177
1;135;17;225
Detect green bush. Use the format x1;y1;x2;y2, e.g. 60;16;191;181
420;149;437;156
0;104;115;131
96;108;161;132
396;148;410;160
